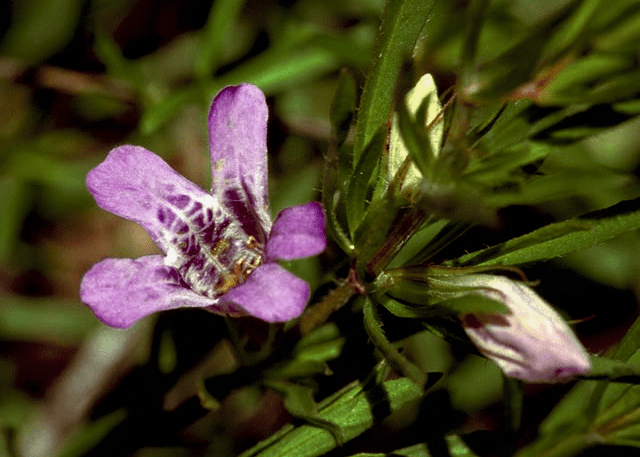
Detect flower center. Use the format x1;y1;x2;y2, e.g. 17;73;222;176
158;193;264;298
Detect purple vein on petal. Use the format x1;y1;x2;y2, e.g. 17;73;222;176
208;84;272;241
86;145;217;254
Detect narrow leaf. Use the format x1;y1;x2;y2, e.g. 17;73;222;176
330;69;357;148
347;126;387;237
195;0;245;78
240;378;424;457
266;381;345;445
585;355;640;383
448;207;640;267
607;314;640;362
353;0;437;164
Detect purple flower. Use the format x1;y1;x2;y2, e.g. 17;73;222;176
80;84;326;328
455;275;591;383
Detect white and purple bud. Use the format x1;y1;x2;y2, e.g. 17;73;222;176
453;274;591;383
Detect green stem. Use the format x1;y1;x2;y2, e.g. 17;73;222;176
299;273;361;335
362;298;426;386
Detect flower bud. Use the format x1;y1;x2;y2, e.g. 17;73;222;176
388;73;443;188
454;274;591;383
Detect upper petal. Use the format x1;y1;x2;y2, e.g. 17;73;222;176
265;202;326;261
87;145;216;253
80;255;216;328
219;263;310;322
209;84;271;241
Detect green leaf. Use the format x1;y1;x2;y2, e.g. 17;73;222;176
462;15;553;101
347;126;387;237
270;163;321;217
195;0;245;78
321;146;353;255
353;190;406;277
0;383;35;429
197;378;221;411
385;294;509;319
214;46;338;95
514;425;595;457
434;295;510;316
584;355;640;383
521;340;640;456
323;72;357;253
0;177;28;263
330;69;357;149
295;325;345;365
447;435;480;457
140;85;202;135
93;29;137;83
1;0;85;64
539;54;635;105
474;101;589;154
539;0;602;64
353;0;437;164
143;31;349;133
265;323;345;380
614;99;640;115
594;8;640;52
458;0;489;87
538;381;600;439
345;438;478;457
517;350;640;456
157;329;177;374
448;207;640;267
346;443;431;457
266;381;345;445
55;410;127;457
414;181;497;226
607;315;640;362
577;68;640;106
577;352;640;449
239;378;424;457
487;167;638;209
0;296;97;344
463;141;551;186
403;221;472;267
463;0;602;101
594;388;640;444
377;269;510;316
503;376;525;455
388;219;449;268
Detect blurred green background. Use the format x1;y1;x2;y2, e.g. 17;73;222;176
2;0;640;456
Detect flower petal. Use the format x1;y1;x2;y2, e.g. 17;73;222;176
87;145;218;253
80;255;215;328
265;202;326;261
208;84;271;241
219;263;310;322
